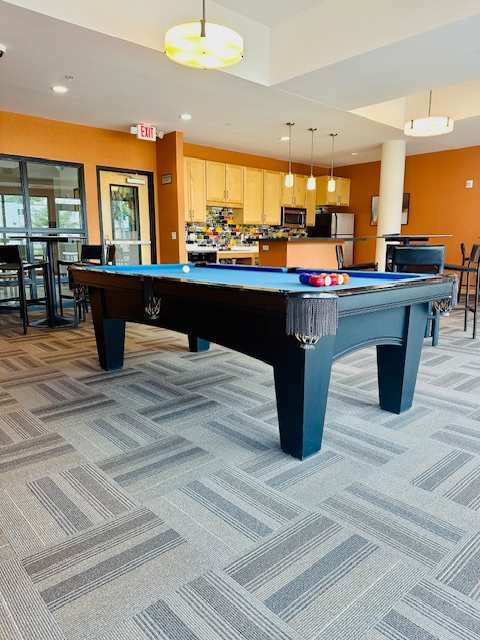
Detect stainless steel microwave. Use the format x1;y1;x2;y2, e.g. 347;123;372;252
281;207;307;228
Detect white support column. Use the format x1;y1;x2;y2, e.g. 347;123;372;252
375;139;406;270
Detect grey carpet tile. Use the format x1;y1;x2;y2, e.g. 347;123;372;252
169;467;306;552
0;464;139;556
371;578;480;640
0;432;85;483
97;434;214;493
0;558;67;640
22;507;210;640
1;311;480;639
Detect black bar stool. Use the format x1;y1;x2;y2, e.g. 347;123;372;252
57;244;116;321
445;244;480;338
391;245;445;346
0;245;50;334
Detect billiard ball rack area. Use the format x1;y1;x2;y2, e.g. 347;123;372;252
71;263;455;460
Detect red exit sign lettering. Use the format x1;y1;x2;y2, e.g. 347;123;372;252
136;123;157;141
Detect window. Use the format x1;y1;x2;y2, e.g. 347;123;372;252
26;162;83;230
0;159;25;228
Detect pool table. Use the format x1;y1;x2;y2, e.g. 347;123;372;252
70;263;454;460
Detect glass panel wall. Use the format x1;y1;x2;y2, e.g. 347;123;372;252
0;156;86;300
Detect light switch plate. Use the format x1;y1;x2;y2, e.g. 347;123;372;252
171;231;177;240
263;244;269;251
466;179;474;189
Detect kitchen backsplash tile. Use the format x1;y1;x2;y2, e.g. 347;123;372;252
186;207;305;250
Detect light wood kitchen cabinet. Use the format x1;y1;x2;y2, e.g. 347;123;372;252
294;175;307;208
206;161;226;204
263;170;282;225
206;161;244;206
281;174;307;207
184;157;206;222
242;167;263;224
225;164;243;205
316;175;351;206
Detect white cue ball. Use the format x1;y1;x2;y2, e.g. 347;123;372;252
182;265;191;273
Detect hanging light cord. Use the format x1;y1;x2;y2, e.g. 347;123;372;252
201;0;206;37
288;124;292;175
309;128;316;176
330;134;336;179
427;89;432;117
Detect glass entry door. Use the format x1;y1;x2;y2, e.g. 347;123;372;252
98;170;152;265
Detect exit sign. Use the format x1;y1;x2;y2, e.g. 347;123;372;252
136;123;157;141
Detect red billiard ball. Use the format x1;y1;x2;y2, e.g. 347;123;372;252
329;274;338;286
309;274;324;287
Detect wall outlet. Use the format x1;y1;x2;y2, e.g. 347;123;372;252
466;179;474;189
171;231;177;240
262;244;269;251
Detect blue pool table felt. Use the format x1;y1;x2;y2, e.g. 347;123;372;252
89;263;431;293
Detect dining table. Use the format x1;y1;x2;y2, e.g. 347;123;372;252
11;233;86;328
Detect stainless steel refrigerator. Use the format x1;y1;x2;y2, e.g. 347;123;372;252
307;212;355;265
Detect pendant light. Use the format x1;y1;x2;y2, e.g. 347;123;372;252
284;122;295;188
307;128;317;191
404;89;454;137
165;0;244;70
327;132;338;193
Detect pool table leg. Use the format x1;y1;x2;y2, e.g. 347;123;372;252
188;335;210;353
376;302;428;413
90;288;126;371
273;336;335;459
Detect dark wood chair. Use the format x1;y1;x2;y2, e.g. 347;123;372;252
336;244;377;271
445;243;480;338
391;245;445;346
57;244;116;321
0;245;50;334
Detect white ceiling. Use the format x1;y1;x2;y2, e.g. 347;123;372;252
1;0;480;166
215;0;322;27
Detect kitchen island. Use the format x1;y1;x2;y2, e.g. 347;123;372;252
258;237;349;269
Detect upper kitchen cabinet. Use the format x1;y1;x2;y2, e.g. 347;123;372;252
263;170;282;225
206;161;226;204
242;167;263;224
184;157;206;222
281;174;307;207
206;161;244;206
316;176;351;206
225;164;244;205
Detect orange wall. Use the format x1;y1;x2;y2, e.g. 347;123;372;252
184;142;315;175
156;132;186;263
0;111;159;252
338;146;480;264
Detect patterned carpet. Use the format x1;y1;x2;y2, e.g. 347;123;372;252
1;308;480;640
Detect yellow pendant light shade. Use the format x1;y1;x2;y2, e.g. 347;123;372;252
404;90;454;137
165;1;243;70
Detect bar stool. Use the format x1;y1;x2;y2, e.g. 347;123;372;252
391;245;445;346
0;245;50;334
445;244;480;338
336;245;377;271
57;244;116;321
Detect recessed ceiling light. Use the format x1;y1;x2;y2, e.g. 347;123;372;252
351;152;358;156
280;136;290;142
180;113;192;121
52;85;69;94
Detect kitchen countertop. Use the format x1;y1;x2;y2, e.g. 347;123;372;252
259;236;348;242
